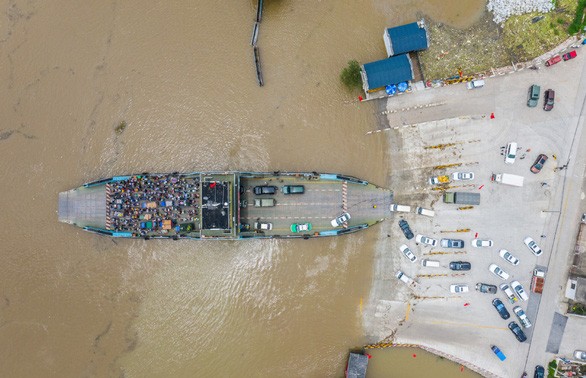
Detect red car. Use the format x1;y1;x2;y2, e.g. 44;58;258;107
545;55;562;66
543;89;555;111
530;154;548;174
563;50;577;61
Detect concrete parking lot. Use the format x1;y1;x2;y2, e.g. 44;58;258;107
364;50;586;377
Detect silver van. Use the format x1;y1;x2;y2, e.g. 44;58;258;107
421;259;440;267
505;142;518;164
415;207;435;217
389;204;411;213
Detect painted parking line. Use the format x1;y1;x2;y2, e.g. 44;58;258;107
427;320;508;330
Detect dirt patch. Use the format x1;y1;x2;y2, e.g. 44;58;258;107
419;12;510;80
418;1;576;80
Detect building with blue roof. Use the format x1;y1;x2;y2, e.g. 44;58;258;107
361;54;413;93
384;20;429;57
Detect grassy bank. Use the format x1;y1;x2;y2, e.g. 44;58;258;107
419;0;578;80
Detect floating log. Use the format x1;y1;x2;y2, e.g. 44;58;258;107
254;46;264;87
251;22;259;46
256;0;263;22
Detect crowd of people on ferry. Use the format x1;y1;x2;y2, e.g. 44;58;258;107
108;175;200;234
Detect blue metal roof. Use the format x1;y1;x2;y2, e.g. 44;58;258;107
362;55;413;91
386;21;428;56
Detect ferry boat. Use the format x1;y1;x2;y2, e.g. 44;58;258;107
58;171;393;239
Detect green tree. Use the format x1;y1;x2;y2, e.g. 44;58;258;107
340;60;363;90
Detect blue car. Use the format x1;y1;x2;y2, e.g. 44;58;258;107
491;345;506;361
492;298;510;320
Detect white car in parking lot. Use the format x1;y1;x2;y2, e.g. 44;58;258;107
513;306;532;328
472;239;493;247
499;249;520;266
511;280;529;301
450;284;469;293
399;244;417;263
416;234;438;247
523;237;543;256
489;264;510;280
452;172;475;181
500;283;518;303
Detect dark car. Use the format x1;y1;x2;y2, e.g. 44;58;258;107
440;238;464;248
534;365;545;378
492;298;510;320
282;185;305;194
530;154;548;174
527;84;540;107
253;185;277;195
398;219;414;240
508;321;527;342
449;261;471;271
543;89;555;111
476;283;497;294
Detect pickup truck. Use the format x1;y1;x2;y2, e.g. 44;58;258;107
491;173;524;187
531;268;545;294
254;198;276;207
443;192;480;205
545;55;562;67
491;345;507;361
429;175;450;185
396;271;418;289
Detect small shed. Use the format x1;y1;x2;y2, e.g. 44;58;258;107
384;20;429;57
345;353;368;378
361;54;414;93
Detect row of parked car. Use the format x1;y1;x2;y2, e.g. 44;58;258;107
252;185;309;231
527;84;555;111
396;215;541;341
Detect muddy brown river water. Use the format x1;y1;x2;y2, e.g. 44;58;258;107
0;0;485;376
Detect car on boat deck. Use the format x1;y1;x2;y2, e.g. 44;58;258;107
282;185;304;194
331;212;351;227
253;185;277;195
291;223;311;233
254;221;273;230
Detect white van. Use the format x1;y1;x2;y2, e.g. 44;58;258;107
466;79;485;89
505;142;518;164
389;204;411;213
415;207;435;217
421;259;440;267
